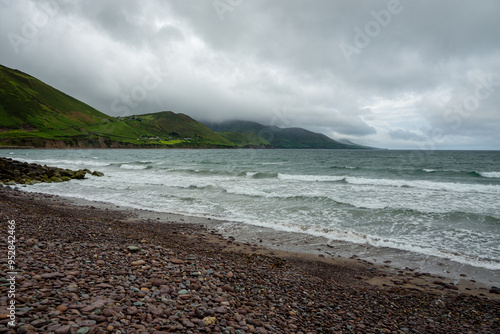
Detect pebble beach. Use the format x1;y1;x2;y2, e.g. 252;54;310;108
0;187;499;334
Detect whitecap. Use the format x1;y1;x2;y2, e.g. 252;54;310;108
344;176;500;194
14;158;110;167
278;173;345;182
119;164;149;170
480;172;500;179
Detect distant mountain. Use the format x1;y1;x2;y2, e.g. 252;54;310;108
0;64;233;148
0;64;373;149
337;138;378;150
204;120;368;149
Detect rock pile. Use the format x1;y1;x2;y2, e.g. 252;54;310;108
0;157;103;186
0;189;499;333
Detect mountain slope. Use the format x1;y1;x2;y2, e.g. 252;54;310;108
0;64;372;149
104;112;235;147
0;64;233;148
204;120;367;149
337;138;377;150
0;64;113;130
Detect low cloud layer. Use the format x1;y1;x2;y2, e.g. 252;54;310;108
1;0;499;149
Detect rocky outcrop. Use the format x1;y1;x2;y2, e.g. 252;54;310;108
0;157;104;185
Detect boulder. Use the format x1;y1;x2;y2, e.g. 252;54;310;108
0;157;104;186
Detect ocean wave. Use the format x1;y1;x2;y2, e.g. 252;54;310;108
14;158;110;167
278;173;346;182
259;162;284;165
168;168;278;179
199;160;225;165
217;188;390;210
218;218;500;271
181;184;221;191
276;172;500;193
479;171;500;178
330;165;358;170
119;164;152;170
344;176;500;194
417;169;500;180
170;168;237;177
360;237;500;271
250;172;279;179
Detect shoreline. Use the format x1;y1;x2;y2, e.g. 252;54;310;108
0;187;499;333
3;150;497;288
9;186;500;300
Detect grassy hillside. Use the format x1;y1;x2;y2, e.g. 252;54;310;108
0;65;114;130
0;65;234;148
0;64;370;149
104;112;235;147
217;132;272;148
205;120;365;149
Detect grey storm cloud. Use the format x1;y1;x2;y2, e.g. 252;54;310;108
0;0;499;149
389;129;426;142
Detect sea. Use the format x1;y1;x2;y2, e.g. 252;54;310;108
2;149;500;284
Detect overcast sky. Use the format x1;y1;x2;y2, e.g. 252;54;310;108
1;0;500;149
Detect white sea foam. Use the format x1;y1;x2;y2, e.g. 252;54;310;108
14;158;110;168
119;164;149;170
212;216;500;271
344;176;500;194
480;171;500;178
278;173;345;182
277;172;500;194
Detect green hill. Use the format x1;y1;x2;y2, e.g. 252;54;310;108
204;120;366;149
0;64;371;149
0;64;233;148
98;112;235;148
0;64;114;145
